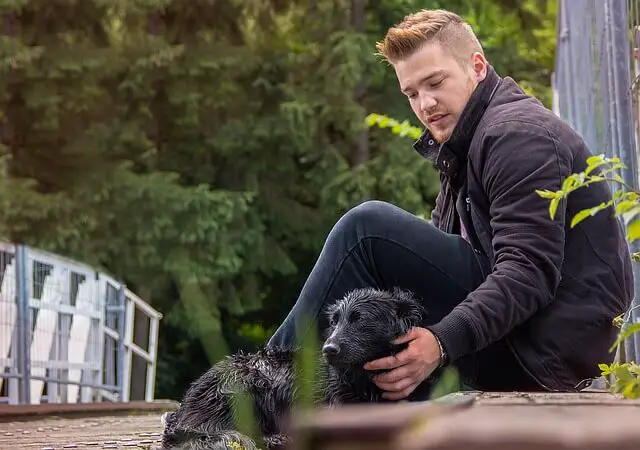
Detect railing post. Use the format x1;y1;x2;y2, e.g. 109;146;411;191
14;244;31;404
117;283;126;402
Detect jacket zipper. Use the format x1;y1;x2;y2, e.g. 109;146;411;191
444;184;456;233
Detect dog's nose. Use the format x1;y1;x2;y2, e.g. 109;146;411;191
322;342;340;356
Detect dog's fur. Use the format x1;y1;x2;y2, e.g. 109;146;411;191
321;287;431;404
161;287;429;450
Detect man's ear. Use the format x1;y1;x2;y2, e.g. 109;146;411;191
471;51;487;82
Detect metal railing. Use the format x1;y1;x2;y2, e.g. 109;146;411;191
552;0;640;365
0;242;162;404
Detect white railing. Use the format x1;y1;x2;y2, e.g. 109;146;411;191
0;241;163;405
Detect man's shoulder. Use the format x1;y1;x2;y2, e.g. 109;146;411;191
467;102;582;184
481;96;561;136
472;95;581;160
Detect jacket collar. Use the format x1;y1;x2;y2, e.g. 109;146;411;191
413;65;502;178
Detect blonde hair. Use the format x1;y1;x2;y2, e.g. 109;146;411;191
375;9;483;65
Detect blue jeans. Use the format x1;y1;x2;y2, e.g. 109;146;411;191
268;200;539;391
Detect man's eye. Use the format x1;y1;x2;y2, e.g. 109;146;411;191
430;79;444;88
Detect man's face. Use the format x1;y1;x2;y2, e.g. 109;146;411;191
393;42;487;143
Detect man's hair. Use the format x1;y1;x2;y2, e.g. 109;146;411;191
375;9;483;65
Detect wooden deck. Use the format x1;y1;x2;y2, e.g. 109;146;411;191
0;401;175;450
2;392;640;449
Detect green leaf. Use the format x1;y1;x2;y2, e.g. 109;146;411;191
613;364;634;383
627;220;640;243
535;189;558;199
609;322;640;352
549;197;560;219
429;366;461;400
615;199;639;216
571;200;615;228
599;363;612;375
585;154;605;168
570;208;592;228
561;175;577;193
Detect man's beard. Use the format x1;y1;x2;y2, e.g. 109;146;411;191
429;75;477;144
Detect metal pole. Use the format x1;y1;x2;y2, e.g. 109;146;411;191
560;0;580;132
15;244;31;404
116;283;126;401
608;0;640;363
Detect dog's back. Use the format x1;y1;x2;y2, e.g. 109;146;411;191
160;347;297;450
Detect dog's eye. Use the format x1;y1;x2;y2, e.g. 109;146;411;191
330;313;340;325
348;311;360;323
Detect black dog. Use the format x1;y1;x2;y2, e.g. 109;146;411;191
161;287;430;450
321;287;432;404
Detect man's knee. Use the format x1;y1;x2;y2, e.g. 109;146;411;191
331;200;398;241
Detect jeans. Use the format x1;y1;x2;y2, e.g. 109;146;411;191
268;200;540;391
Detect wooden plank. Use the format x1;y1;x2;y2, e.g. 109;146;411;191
290;392;477;450
0;399;178;421
289;391;640;450
0;412;164;449
397;392;640;450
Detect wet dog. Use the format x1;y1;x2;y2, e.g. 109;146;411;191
161;287;429;450
321;287;431;404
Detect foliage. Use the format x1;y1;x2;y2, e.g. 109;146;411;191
536;154;640;399
366;113;423;140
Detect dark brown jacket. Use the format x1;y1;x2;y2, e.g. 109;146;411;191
414;65;634;391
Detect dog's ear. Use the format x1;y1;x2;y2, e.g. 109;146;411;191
325;301;340;317
390;287;426;331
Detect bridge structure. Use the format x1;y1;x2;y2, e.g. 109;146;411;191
0;240;162;406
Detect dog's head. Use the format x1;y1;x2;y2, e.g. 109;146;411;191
321;287;426;367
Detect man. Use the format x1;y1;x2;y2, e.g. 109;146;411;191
268;9;634;396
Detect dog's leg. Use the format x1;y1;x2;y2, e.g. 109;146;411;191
161;429;260;450
262;433;291;450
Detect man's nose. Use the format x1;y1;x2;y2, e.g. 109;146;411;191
420;94;437;112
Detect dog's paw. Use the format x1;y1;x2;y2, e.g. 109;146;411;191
262;433;291;450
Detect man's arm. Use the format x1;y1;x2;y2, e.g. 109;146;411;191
428;121;570;364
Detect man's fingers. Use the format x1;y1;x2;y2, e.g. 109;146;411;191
392;327;419;345
382;382;419;401
374;365;413;384
364;352;409;371
376;374;415;392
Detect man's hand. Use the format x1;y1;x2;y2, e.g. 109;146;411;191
363;327;442;400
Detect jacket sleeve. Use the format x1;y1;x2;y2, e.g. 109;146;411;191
428;121;570;364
